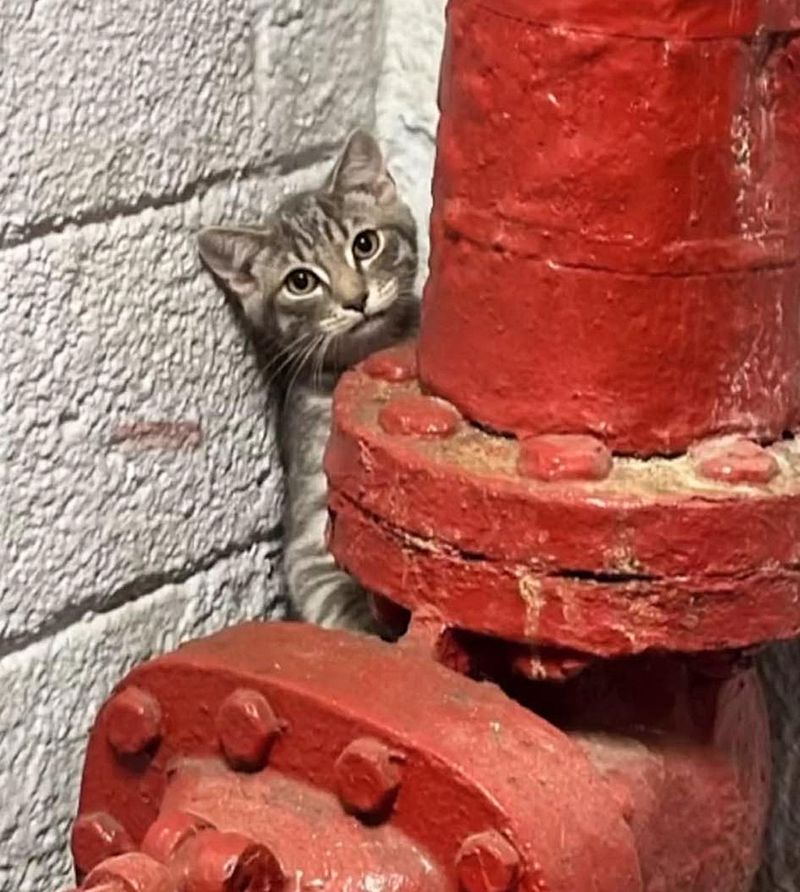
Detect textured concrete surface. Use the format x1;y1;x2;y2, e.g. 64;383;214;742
1;168;326;651
251;0;381;159
0;0;258;246
0;0;421;887
0;0;380;247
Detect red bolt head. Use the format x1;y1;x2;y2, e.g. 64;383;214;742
518;434;612;482
83;853;175;892
184;831;284;892
215;689;282;771
693;437;779;485
105;686;163;757
379;395;462;437
334;736;404;817
456;831;522;892
363;344;418;382
141;812;213;864
71;812;134;877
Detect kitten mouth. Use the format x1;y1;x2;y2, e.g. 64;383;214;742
352;309;388;330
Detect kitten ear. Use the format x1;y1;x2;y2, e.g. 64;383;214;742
329;130;397;205
197;226;266;301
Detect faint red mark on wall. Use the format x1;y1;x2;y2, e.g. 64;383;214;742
110;421;203;450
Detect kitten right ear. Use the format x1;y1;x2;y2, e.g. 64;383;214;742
197;226;265;301
329;130;396;204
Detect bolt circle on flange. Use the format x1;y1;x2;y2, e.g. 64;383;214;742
456;830;522;892
215;688;282;772
518;434;613;482
105;686;163;758
378;395;462;438
184;830;285;892
334;736;404;818
72;812;135;877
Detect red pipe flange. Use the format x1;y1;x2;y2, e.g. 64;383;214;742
67;624;768;892
326;347;800;656
326;0;800;663
70;623;642;892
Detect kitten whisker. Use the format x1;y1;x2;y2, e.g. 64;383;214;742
263;332;317;390
315;333;334;386
285;334;325;401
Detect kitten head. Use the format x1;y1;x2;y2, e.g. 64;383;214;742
197;131;419;375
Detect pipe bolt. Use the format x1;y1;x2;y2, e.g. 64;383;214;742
456;830;522;892
363;345;418;382
215;688;282;772
141;811;213;864
518;434;612;482
184;830;284;892
334;736;404;818
105;686;163;758
693;437;779;485
71;812;134;878
379;395;461;438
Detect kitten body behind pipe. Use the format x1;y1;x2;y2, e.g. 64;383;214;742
198;132;419;632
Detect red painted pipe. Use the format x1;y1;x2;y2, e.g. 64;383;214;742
67;624;769;892
418;0;800;453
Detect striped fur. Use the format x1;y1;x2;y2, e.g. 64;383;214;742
198;132;419;632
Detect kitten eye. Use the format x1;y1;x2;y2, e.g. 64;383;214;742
352;229;381;261
284;268;319;296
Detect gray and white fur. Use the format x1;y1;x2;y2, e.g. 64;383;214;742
197;132;419;632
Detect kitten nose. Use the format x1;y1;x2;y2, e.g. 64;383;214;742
343;291;368;313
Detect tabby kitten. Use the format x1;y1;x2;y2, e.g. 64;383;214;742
197;131;419;632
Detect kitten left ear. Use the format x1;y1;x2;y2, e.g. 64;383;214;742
197;226;266;301
329;130;397;205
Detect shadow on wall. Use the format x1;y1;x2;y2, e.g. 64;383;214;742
756;641;800;891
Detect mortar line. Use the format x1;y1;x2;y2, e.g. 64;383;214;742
0;142;341;253
0;522;284;662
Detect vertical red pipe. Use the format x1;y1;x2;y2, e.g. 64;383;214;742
418;0;800;453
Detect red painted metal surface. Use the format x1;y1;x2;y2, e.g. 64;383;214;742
68;624;769;892
326;354;800;656
418;0;800;452
70;623;643;892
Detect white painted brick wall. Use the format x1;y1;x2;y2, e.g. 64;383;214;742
375;0;445;277
0;0;442;887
